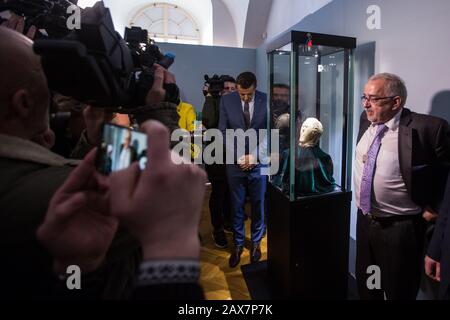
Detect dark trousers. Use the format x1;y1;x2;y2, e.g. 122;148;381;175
227;166;266;247
205;164;231;231
356;210;426;300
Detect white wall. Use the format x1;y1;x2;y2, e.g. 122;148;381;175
78;0;213;45
221;0;250;47
243;0;273;48
79;0;273;48
211;0;238;47
265;0;332;39
77;0;100;8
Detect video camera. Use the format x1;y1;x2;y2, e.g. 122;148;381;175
203;74;234;98
0;0;179;112
0;0;78;38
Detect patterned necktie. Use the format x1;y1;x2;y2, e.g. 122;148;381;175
243;102;251;129
360;124;388;215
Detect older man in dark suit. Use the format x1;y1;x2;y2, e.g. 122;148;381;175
219;72;268;268
354;73;450;300
425;171;450;300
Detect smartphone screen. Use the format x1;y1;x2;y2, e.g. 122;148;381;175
96;123;148;175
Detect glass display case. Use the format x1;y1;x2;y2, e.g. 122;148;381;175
266;31;356;299
268;31;356;201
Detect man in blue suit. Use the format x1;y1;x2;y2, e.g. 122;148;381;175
219;72;268;268
425;171;450;300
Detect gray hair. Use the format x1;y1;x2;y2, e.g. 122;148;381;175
368;73;408;107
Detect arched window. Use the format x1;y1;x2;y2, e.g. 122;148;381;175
129;2;200;45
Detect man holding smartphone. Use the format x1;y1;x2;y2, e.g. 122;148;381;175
0;25;181;299
37;121;207;299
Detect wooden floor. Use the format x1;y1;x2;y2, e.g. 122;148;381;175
198;184;267;300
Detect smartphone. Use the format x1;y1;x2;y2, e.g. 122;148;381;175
96;123;148;175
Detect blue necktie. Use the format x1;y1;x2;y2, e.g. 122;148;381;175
360;124;388;215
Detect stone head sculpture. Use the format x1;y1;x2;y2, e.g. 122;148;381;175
299;117;323;147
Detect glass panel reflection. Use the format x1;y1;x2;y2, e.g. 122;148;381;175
270;40;351;200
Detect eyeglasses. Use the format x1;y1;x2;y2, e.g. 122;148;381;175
361;95;397;104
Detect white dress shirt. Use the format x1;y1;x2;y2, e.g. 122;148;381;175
118;147;131;170
353;109;422;216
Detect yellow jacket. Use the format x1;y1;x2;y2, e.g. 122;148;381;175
177;101;196;132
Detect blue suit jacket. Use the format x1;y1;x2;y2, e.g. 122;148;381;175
219;90;267;175
428;172;450;298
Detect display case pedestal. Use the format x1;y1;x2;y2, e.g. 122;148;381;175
267;183;352;299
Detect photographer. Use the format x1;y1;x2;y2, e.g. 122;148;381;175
0;25;181;299
37;121;207;300
201;75;235;248
202;75;235;129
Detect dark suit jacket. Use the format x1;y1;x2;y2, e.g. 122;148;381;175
218;90;267;174
357;108;450;210
427;172;450;298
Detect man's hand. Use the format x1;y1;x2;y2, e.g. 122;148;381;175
83;105;115;146
37;149;118;274
425;255;441;282
238;154;257;171
52;93;83;112
423;207;438;222
1;13;37;39
145;64;176;106
110;120;207;261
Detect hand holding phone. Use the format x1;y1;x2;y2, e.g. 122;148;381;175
109;120;207;261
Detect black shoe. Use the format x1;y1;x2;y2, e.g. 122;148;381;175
212;230;228;248
250;242;261;264
229;246;243;268
223;225;233;234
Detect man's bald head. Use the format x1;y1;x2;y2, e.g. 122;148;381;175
0;26;50;139
0;27;47;102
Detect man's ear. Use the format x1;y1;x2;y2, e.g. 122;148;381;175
11;89;32;119
392;96;402;110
